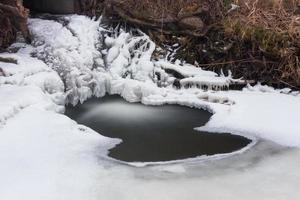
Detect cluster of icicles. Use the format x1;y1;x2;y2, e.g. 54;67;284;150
29;16;242;105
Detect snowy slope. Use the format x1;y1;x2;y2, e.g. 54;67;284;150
0;32;119;199
0;106;117;200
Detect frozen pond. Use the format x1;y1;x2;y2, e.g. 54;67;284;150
66;95;251;163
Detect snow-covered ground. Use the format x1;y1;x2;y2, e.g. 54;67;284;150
0;15;300;200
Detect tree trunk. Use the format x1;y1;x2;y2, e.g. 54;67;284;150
0;0;30;50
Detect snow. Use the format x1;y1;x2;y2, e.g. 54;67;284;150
104;30;156;81
0;14;300;200
118;147;300;200
0;85;57;126
157;60;217;78
109;78;163;103
0;106;118;200
0;40;119;200
28;15;106;105
199;90;300;147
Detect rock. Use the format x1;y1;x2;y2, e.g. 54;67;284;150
0;68;4;76
179;17;204;30
177;2;209;19
75;0;105;17
0;0;30;50
173;79;182;89
106;0;224;36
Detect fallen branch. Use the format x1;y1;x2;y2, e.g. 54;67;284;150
196;59;277;67
0;56;18;64
277;79;300;90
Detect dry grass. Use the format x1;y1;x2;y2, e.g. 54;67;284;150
233;0;300;37
220;0;300;87
116;0;223;22
109;0;300;88
147;0;300;88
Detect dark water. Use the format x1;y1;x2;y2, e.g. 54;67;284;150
65;95;251;162
24;0;75;14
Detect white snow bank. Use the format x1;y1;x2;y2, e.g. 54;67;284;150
93;147;300;200
0;85;60;126
0;20;120;199
198;90;300;147
0;106;118;200
0;53;64;95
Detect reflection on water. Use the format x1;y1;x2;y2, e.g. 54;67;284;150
65;95;252;162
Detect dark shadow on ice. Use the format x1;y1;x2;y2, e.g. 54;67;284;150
65;95;252;162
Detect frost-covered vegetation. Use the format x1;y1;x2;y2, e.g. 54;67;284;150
27;15;240;104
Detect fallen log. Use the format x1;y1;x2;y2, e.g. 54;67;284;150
0;56;18;64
